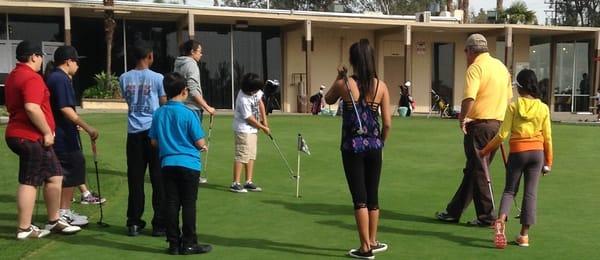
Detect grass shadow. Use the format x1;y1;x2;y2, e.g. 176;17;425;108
202;233;345;258
317;220;493;249
0;194;16;203
58;233;165;254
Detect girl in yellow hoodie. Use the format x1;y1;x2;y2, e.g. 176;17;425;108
479;69;553;249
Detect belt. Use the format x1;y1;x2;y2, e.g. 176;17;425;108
470;119;501;124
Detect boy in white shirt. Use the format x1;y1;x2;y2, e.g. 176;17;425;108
230;73;270;193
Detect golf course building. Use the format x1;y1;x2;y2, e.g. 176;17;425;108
1;0;599;119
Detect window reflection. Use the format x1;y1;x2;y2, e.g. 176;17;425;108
432;43;454;109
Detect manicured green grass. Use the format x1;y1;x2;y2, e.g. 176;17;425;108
1;115;598;259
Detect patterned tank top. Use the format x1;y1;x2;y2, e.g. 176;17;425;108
340;78;383;153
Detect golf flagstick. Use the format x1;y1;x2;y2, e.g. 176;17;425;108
202;114;214;179
92;140;109;227
500;144;522;218
296;144;301;198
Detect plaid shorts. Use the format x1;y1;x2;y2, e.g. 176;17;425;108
6;137;63;186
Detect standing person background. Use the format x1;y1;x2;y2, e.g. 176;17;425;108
120;41;167;237
46;45;98;227
5;41;80;239
325;39;392;259
436;34;513;227
398;81;414;117
479;69;553;248
174;39;216;184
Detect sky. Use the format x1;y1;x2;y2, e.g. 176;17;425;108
470;0;549;24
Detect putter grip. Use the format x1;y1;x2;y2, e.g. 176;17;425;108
92;141;98;161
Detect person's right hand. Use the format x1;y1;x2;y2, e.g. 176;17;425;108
262;126;271;136
87;127;99;141
336;66;348;80
206;106;216;115
43;133;54;147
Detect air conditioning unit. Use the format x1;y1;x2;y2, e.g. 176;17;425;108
416;11;432;23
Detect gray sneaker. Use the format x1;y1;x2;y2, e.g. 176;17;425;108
243;182;262;192
60;209;89;227
230;183;247;193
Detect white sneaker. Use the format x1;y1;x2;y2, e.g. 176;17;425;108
16;225;50;240
199;177;208;184
45;217;82;234
60;209;89;226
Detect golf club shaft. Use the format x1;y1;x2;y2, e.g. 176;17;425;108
92;141;106;225
202;114;214;178
268;134;295;179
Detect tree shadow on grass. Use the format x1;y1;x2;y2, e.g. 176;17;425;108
201;233;345;258
58;233;165;254
261;200;440;225
0;194;16;203
316;219;493;249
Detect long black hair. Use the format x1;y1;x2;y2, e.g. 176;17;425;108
349;39;377;98
516;69;539;98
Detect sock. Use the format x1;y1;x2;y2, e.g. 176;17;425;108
48;219;58;225
18;226;32;232
82;190;91;197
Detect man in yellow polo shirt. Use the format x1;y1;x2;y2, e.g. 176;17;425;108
436;34;512;227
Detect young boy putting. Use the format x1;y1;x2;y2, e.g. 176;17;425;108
149;72;212;255
230;73;270;193
479;69;553;249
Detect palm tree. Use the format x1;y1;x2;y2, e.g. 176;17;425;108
497;0;503;12
103;0;117;97
462;0;469;23
504;0;537;24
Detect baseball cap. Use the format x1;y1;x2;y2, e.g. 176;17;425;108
16;41;45;58
54;45;85;63
465;34;488;48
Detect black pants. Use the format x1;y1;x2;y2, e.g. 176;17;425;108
446;120;500;225
341;150;382;210
162;166;200;246
126;130;166;229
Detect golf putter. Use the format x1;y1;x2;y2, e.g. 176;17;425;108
201;114;214;180
92;140;109;227
340;67;364;135
500;144;522;219
268;133;296;179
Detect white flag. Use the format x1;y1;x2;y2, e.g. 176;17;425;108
298;134;310;155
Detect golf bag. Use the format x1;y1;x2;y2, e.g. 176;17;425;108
429;89;457;118
263;79;280;115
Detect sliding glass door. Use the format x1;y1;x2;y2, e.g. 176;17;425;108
553;41;591;113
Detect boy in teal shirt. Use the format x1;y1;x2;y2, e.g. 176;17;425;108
149;72;211;255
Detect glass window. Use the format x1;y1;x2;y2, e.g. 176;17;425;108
126;21;177;74
0;14;7;40
553;41;591;112
195;24;232;109
432;43;455;109
529;41;551;104
8;14;63;43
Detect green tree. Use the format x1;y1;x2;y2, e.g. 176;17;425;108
552;0;600;26
471;8;487;24
501;0;536;25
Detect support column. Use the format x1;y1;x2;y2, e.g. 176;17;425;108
404;25;412;85
594;31;600;111
303;20;312;114
504;26;513;74
188;11;195;40
64;7;71;45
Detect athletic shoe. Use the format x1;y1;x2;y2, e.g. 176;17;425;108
516;235;529;247
348;249;374;259
45;217;81;234
370;242;388;253
494;220;507;249
167;242;180;255
180;244;212;255
16;225;50;240
466;219;494;228
60;210;89;227
198;177;208;184
230;183;247;193
243;182;262;192
435;211;458;223
80;193;106;205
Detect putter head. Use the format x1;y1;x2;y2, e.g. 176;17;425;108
97;221;110;227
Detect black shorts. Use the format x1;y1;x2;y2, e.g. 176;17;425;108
56;151;86;187
6;137;63;186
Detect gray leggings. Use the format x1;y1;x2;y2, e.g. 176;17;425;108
499;150;543;225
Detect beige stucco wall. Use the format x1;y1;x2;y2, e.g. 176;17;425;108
284;27;373;112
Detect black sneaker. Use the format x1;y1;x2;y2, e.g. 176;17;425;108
167;242;180;255
435;211;458;223
230;183;247;193
181;244;212;255
348;249;374;259
243;182;263;192
128;224;144;236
